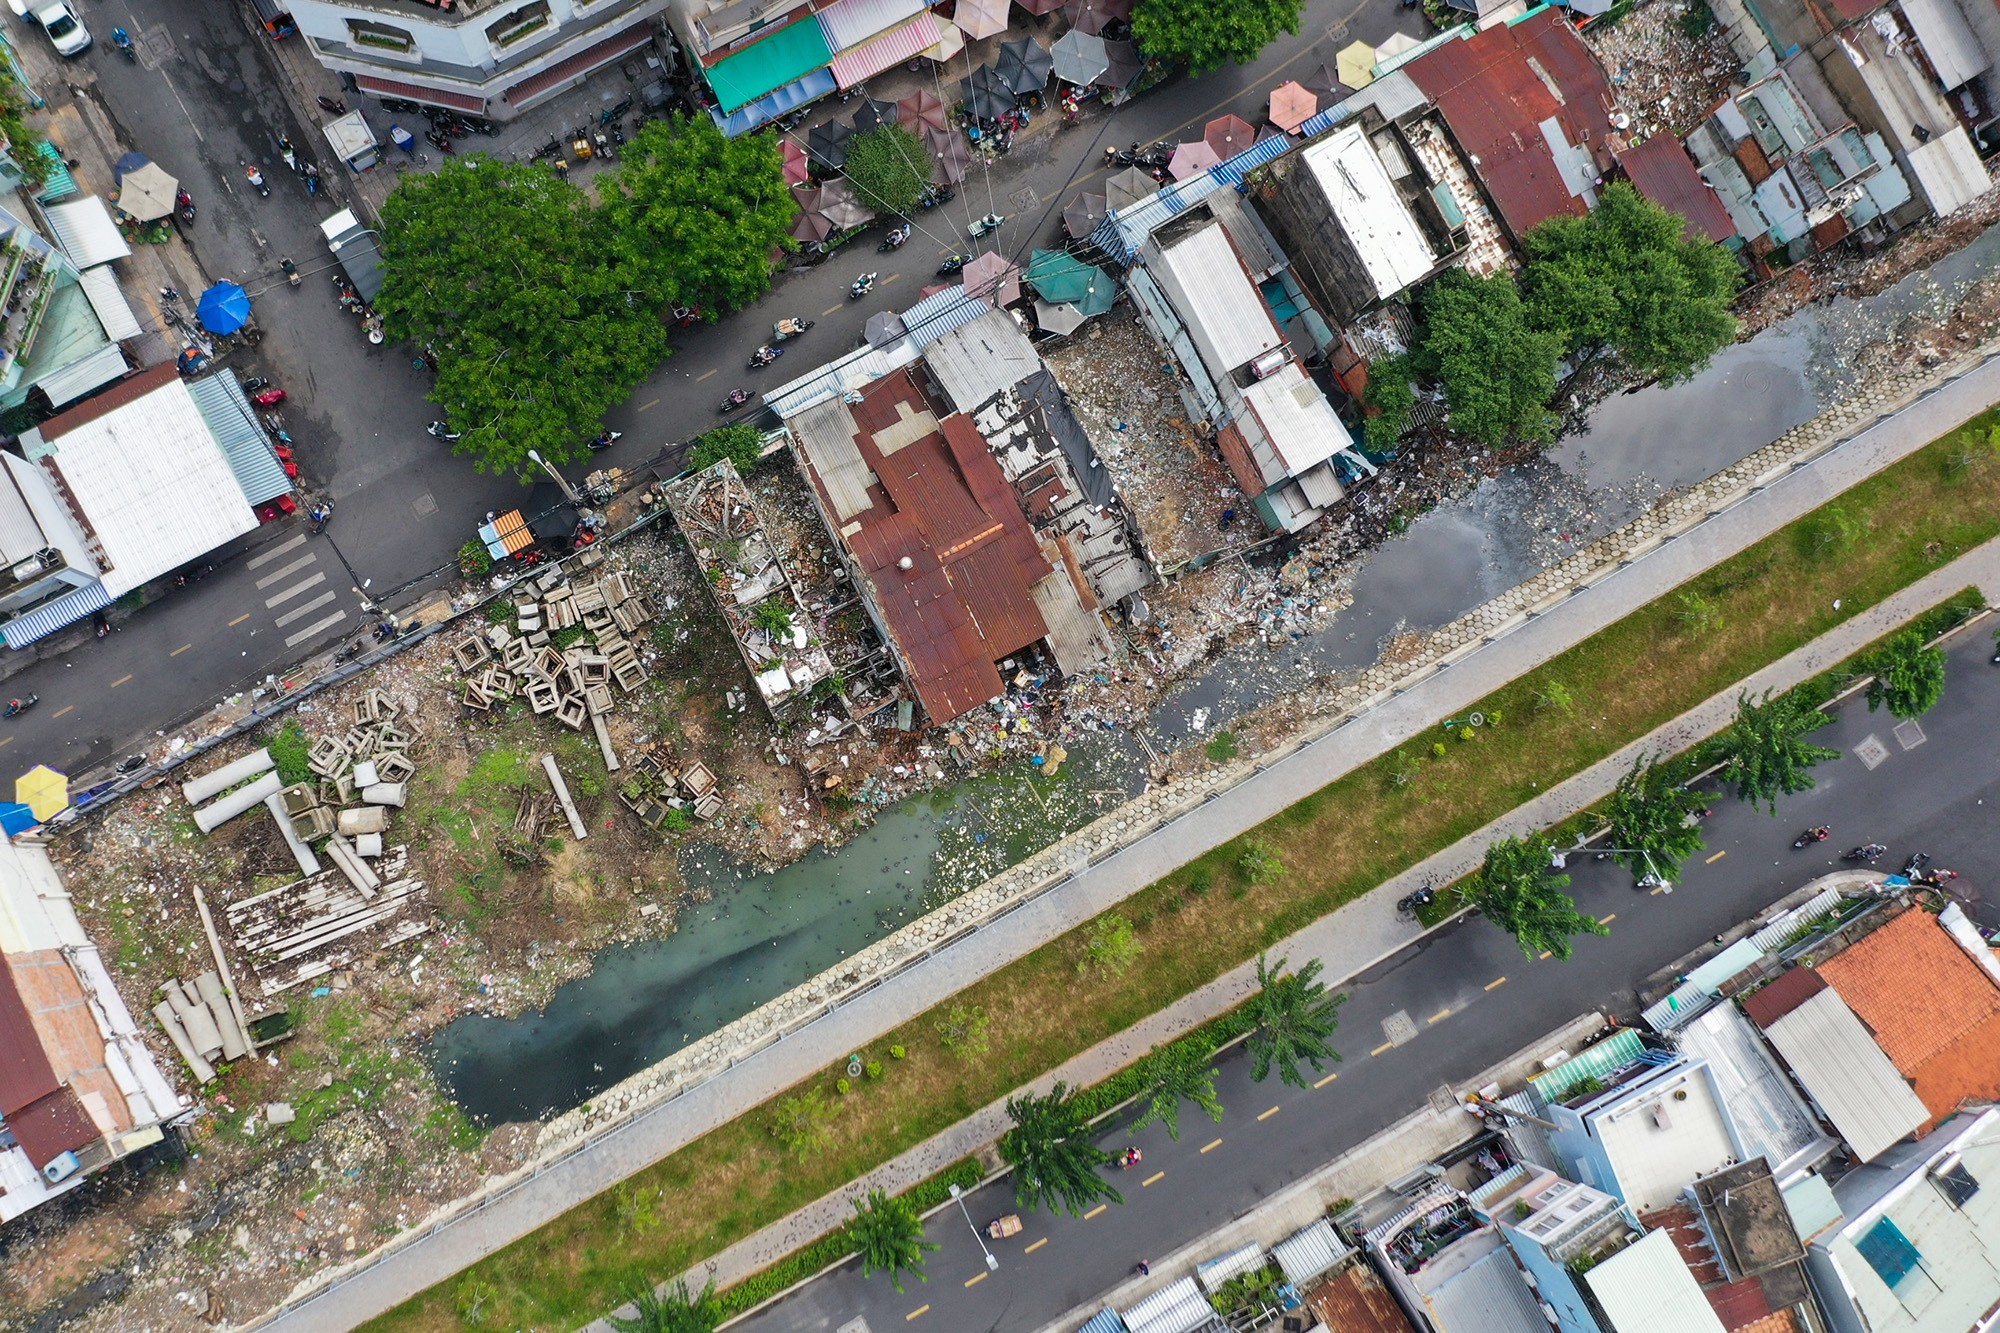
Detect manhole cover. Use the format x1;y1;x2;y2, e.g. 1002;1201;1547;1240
1892;719;1927;750
1853;734;1890;770
1427;1085;1456;1115
1383;1009;1419;1045
1010;186;1039;211
412;492;438;517
839;1320;873;1333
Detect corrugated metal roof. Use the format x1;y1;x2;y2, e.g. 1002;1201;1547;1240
767;336;921;419
1076;1311;1127;1333
1678;1002;1828;1178
34;343;128;408
1272;1218;1352;1286
1194;1241;1266;1290
829;14;940;88
705;19;835;112
1620;134;1736;244
1531;1027;1648;1101
73;266;141;341
1146;218;1282;380
900;285;994;349
1425;1245;1548;1333
1906;127;1988;217
32;142;76;203
922;307;1038;411
1761;988;1930;1162
1900;0;1988;90
1122;1277;1220;1333
0;951;63;1113
817;0;928;50
186;373;295;506
42;198;131;269
1238;362;1352;477
1585;1229;1729;1333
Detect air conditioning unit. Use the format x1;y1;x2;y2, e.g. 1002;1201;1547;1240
41;1150;80;1183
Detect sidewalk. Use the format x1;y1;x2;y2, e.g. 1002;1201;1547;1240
254;350;2000;1331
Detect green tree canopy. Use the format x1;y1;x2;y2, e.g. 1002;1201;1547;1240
1361;351;1417;455
1523;181;1738;387
1718;689;1840;815
1000;1081;1122;1216
848;1188;939;1292
601;117;797;318
1862;629;1947;720
377;155;666;474
1416;270;1562;448
1468;834;1609;961
608;1277;722;1333
1601;754;1709;884
689;423;765;474
1130;0;1303;71
1129;1041;1224;1140
841;125;931;218
1246;954;1345;1087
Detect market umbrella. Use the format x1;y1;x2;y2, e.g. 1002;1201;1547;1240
780;138;811;185
1105;164;1158;209
789;186;835;242
1063;189;1106;238
1050;29;1109;85
818;179;876;230
1337;39;1377;89
1204;113;1255;161
1269;80;1317;133
1019;0;1067;13
851;98;898;136
1026;249;1116;314
1064;0;1129;34
996;36;1054;96
1168;139;1221;180
1099;39;1143;89
115;160;179;222
898;89;948;134
1376;30;1422;62
865;310;908;345
954;0;1010;39
961;64;1018;120
196;281;252;334
114;151;151;178
926;23;966;62
1034;299;1087;334
14;765;67;822
963;250;1021;305
807;119;851;171
1301;61;1341;99
926;126;972;182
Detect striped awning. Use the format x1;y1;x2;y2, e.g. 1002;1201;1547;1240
33;142;76;203
76;266;142;341
354;74;485;114
828;14;941;89
900;284;991;348
480;509;535;560
2;581;110;650
817;0;929;51
36;344;129;407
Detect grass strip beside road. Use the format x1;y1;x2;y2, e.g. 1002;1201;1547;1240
366;415;2000;1332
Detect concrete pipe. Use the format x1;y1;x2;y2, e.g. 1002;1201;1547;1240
181;749;275;806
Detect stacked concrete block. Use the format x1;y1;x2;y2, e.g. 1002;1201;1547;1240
452;635;491;672
308;735;349;778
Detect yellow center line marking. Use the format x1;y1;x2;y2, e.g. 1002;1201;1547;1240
1538;950;1554;960
169;643;192;657
228;613;251;627
110;674;131;689
1200;1138;1223;1153
1650;885;1668;895
1369;1041;1394;1056
1599;913;1617;925
822;303;842;315
1705;850;1727;864
1486;976;1508;991
1024;1237;1048;1253
964;1272;988;1288
906;1304;930;1320
1427;1008;1452;1024
1083;1204;1107;1220
50;704;73;719
1313;1071;1339;1088
1141;1170;1164;1187
695;369;718;382
0;736;14;749
1258;1105;1280;1121
640;396;662;407
883;271;903;283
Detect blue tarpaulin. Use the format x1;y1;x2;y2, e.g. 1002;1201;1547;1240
0;801;38;835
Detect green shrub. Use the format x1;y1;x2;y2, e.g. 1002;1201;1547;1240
835;1077;851;1095
1237;839;1285;885
458;540;493;577
269;722;312;786
662;807;691;832
889;1044;906;1060
1079;912;1141;978
485;600;513;624
1204;730;1240;763
864;1060;883;1081
935;1002;990;1058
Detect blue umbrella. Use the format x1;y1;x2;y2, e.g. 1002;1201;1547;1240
196;281;251;334
114;151;150;178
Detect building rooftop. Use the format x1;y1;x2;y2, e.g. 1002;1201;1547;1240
1585;1228;1729;1333
1691;1159;1812;1314
1674;999;1831;1180
1144;212;1284;382
1294;121;1439;303
1307;1261;1417;1332
1588;1061;1741;1213
1236;361;1354;478
1417;1229;1549;1333
1814;905;2000;1129
1619;134;1736;244
1746;972;1931;1163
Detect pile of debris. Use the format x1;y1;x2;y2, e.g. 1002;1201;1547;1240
1589;0;1739;141
616;750;722;830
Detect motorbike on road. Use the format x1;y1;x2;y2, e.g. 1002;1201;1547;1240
243;162;270;198
1841;843;1888;863
4;694;37;718
772;317;815;341
849;272;877;300
937;253;969;275
112;27;137;62
749;345;784;369
1791;825;1830;849
719;388;752;415
969;213;1005;238
427;421;460;441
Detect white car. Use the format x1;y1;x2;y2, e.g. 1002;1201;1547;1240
33;1;90;57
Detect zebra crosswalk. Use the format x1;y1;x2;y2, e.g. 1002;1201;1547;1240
247;533;351;648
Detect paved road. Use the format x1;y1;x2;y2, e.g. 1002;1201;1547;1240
742;627;2000;1333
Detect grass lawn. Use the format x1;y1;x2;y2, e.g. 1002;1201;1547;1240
366;414;2000;1331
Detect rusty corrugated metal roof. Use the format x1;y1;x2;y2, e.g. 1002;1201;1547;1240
1620;134;1737;244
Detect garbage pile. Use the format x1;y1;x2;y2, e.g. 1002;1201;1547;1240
615;750;721;830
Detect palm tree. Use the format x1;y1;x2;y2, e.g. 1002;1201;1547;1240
1602;753;1708;883
849;1187;939;1293
1468;834;1608;961
1718;689;1840;814
1000;1081;1123;1216
608;1277;723;1333
1129;1041;1224;1140
1247;954;1346;1088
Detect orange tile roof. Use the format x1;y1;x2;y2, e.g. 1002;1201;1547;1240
1816;907;2000;1125
1735;1311;1801;1333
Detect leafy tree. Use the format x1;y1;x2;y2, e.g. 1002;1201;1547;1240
1246;954;1345;1087
751;600;793;636
768;1087;840;1161
1236;839;1285;885
1467;834;1609;961
1129;1041;1224;1140
1130;0;1303;72
0;72;49;189
608;1277;723;1333
1361;352;1416;454
601;116;796;318
1675;590;1723;637
1602;754;1708;883
1533;681;1577;716
934;1002;990;1058
1799;505;1864;561
1417;270;1562;448
1862;629;1946;719
849;1188;938;1292
1523;181;1738;388
690;423;764;475
841;125;930;218
1000;1082;1122;1216
377;156;666;474
612;1181;662;1238
1717;689;1840;815
1079;911;1141;978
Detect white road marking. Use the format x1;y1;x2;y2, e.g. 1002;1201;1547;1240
255;555;316;589
283;609;349;647
265;572;327;608
248;534;308;569
274;592;338;628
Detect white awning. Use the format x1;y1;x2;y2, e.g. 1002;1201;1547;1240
43;198;132;269
35;344;129;407
816;0;928;50
75;266;142;341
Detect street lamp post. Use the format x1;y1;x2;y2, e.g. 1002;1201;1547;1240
948;1183;1000;1272
525;448;583;506
1552;844;1673;892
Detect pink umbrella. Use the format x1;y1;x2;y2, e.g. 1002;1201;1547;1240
1204;114;1255;161
780;138;811;185
963;250;1022;306
926;125;972;183
1268;81;1317;133
789;186;834;242
898;89;947;134
955;0;1010;39
1168;139;1221;180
